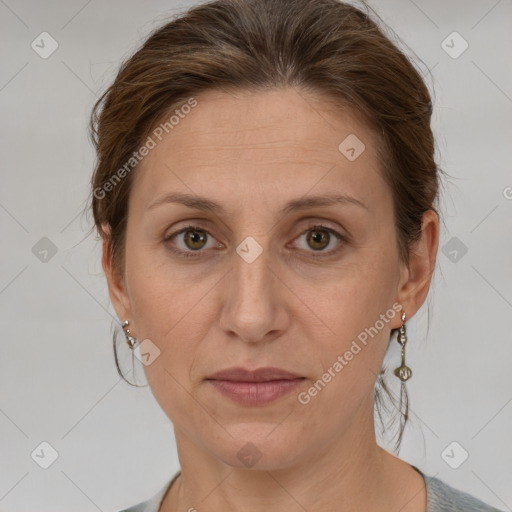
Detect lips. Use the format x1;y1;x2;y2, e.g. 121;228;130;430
207;366;303;382
206;367;305;406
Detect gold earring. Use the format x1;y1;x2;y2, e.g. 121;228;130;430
394;311;412;381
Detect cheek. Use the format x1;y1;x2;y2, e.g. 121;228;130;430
302;245;399;385
308;249;397;335
125;245;219;376
129;269;210;425
125;239;192;331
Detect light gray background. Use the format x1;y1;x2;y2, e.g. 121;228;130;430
1;0;511;511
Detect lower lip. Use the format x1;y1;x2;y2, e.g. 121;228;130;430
207;378;304;405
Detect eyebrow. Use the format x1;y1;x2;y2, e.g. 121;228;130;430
146;191;369;215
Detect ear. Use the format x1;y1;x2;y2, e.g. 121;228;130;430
392;210;439;328
101;223;132;323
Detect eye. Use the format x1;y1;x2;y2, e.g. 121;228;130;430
292;224;347;258
164;223;347;260
164;225;220;259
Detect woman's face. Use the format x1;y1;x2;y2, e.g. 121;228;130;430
105;88;435;469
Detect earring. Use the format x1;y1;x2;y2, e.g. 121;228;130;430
394;311;412;381
121;320;138;350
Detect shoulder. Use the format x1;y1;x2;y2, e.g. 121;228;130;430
423;473;505;512
116;471;180;512
116;469;505;512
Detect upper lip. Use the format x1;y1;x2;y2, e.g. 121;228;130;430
207;367;304;382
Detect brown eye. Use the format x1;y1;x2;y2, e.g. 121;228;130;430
164;225;218;259
306;228;331;251
183;228;208;250
293;224;347;258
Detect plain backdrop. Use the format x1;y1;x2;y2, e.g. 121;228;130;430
1;0;511;511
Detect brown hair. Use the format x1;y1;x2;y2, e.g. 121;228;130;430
88;0;445;452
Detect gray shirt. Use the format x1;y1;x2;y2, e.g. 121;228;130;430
118;466;504;511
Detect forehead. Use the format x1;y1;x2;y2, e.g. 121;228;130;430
131;87;386;214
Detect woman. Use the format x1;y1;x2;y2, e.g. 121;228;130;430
89;0;504;510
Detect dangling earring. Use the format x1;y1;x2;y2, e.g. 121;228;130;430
394;311;412;381
122;320;138;350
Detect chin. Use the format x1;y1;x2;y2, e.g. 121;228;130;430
210;422;310;471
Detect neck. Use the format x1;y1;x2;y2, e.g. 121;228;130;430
161;394;425;512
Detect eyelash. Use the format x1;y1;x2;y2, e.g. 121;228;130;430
164;223;347;260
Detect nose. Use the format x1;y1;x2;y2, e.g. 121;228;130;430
218;240;289;344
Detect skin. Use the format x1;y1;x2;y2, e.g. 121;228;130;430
103;88;439;512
